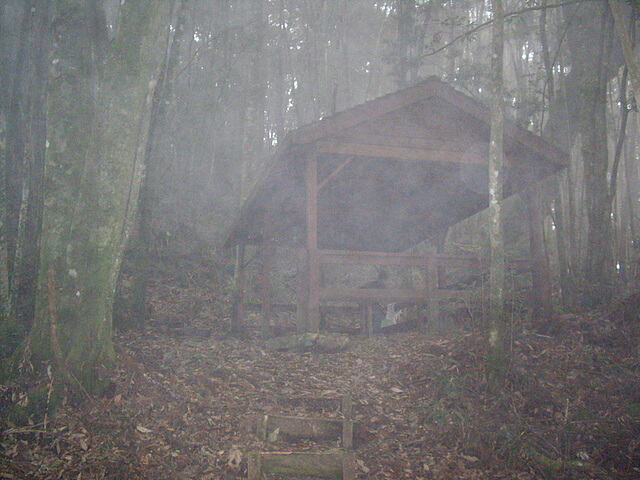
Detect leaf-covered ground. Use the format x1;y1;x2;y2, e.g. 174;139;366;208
2;260;640;479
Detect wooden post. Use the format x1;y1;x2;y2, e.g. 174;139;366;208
342;450;356;480
296;248;309;333
341;393;353;448
523;186;553;321
341;394;353;418
426;253;439;330
260;209;274;335
257;415;268;440
365;305;373;336
247;453;261;480
306;150;321;333
231;244;246;334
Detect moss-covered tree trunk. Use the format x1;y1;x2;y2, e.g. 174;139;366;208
27;0;172;394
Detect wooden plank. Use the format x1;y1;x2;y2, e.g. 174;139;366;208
320;286;427;302
318;155;356;191
256;451;352;479
306;152;318;251
317;140;487;164
342;420;354;449
434;289;477;300
365;305;373;336
231;244;246;333
255;414;354;448
257;415;268;440
320;249;429;267
341;394;353;418
328;132;469;152
426;254;439;329
306;151;321;332
260;210;273;332
342;451;356;480
275;395;352;411
243;302;361;315
296;248;309;333
247;452;261;480
319;250;531;269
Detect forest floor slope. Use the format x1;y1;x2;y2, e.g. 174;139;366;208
2;258;640;479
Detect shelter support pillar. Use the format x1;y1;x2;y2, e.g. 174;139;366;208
296;248;309;333
426;253;439;330
523;185;553;321
260;209;274;335
305;149;321;332
231;244;246;333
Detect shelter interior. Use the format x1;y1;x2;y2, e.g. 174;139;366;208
225;77;568;334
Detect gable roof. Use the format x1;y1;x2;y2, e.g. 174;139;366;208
224;76;568;251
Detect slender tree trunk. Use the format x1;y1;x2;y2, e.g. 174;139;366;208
129;0;187;331
609;0;640;136
232;0;267;333
394;0;416;89
487;0;507;383
0;0;55;358
28;0;172;394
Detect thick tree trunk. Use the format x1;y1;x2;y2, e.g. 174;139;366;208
28;0;172;393
564;2;619;301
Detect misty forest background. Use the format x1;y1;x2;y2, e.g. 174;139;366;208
2;1;640;477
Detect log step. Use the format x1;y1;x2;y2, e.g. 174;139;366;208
247;451;356;480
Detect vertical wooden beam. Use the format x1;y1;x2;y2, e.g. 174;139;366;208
342;451;357;480
342;394;354;449
247;452;261;480
260;209;274;335
296;248;309;333
257;415;268;440
426;253;439;330
341;394;353;418
523;186;553;321
365;305;373;336
306;150;321;332
231;243;246;334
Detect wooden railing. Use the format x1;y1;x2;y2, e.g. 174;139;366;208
316;249;531;304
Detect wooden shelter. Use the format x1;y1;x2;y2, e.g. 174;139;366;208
225;76;568;333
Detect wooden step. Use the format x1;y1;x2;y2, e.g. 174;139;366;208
275;394;353;418
254;414;354;448
247;451;356;480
